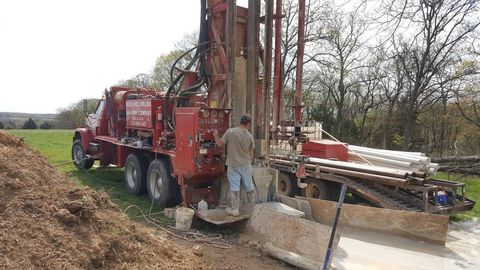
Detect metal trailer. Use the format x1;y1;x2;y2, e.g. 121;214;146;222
269;123;475;214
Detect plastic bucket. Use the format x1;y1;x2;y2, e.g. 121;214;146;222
175;207;195;231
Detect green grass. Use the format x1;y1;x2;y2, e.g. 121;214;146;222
433;172;480;221
7;129;166;221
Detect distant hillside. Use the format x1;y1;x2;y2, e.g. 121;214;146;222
0;112;58;129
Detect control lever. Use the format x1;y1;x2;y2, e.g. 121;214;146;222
295;163;307;188
297;178;307;189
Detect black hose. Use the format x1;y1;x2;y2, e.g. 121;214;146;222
162;0;210;133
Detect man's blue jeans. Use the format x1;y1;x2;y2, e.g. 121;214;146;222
227;164;254;192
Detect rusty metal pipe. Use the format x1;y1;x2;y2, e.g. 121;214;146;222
264;0;274;150
294;0;305;123
272;0;283;130
227;0;237;127
271;154;413;179
247;0;259;131
305;165;409;187
271;159;409;187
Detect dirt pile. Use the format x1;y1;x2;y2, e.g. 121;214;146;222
0;131;208;270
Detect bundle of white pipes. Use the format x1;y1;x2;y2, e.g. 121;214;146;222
348;145;439;175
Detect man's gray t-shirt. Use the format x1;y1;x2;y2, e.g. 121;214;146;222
220;127;254;168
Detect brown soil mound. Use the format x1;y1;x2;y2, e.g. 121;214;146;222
0;131;208;270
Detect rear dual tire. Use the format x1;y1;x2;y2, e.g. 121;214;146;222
146;159;179;208
124;155;180;208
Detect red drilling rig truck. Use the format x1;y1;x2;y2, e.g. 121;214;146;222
71;0;276;220
72;0;474;222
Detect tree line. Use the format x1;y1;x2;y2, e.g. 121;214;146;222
279;0;480;157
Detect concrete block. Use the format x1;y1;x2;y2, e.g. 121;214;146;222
258;202;305;218
307;197;449;245
275;194;313;221
246;202;340;267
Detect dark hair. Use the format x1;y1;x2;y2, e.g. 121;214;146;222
240;114;252;125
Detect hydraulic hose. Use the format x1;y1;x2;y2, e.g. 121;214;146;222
162;0;209;133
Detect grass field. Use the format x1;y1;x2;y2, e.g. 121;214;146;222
434;172;480;221
6;129;480;221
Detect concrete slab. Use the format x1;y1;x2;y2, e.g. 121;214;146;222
245;202;340;267
275;194;313;220
332;221;480;270
258;202;305;218
307;197;449;245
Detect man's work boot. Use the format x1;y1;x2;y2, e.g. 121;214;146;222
226;191;240;216
244;191;256;215
246;191;255;204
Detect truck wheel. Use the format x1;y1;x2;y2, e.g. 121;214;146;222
124;154;148;195
302;178;328;200
147;159;177;208
276;172;298;196
72;139;94;170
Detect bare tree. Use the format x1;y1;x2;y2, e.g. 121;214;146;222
308;9;367;138
384;0;480;149
378;50;406;148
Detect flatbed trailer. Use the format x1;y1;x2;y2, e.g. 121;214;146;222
270;161;475;214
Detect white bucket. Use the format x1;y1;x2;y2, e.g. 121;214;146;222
175;207;195;231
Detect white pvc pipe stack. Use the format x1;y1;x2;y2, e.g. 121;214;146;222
349;146;425;158
348;146;430;164
307;157;415;178
428;163;439;175
348;145;436;176
348;152;415;171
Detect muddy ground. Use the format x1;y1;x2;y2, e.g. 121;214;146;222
0;131;292;270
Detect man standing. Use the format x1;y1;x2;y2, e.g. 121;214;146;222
213;114;255;216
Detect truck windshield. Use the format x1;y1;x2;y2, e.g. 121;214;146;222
95;100;105;115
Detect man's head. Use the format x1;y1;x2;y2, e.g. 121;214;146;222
240;114;252;129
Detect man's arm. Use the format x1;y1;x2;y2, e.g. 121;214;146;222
213;129;226;147
249;135;254;160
